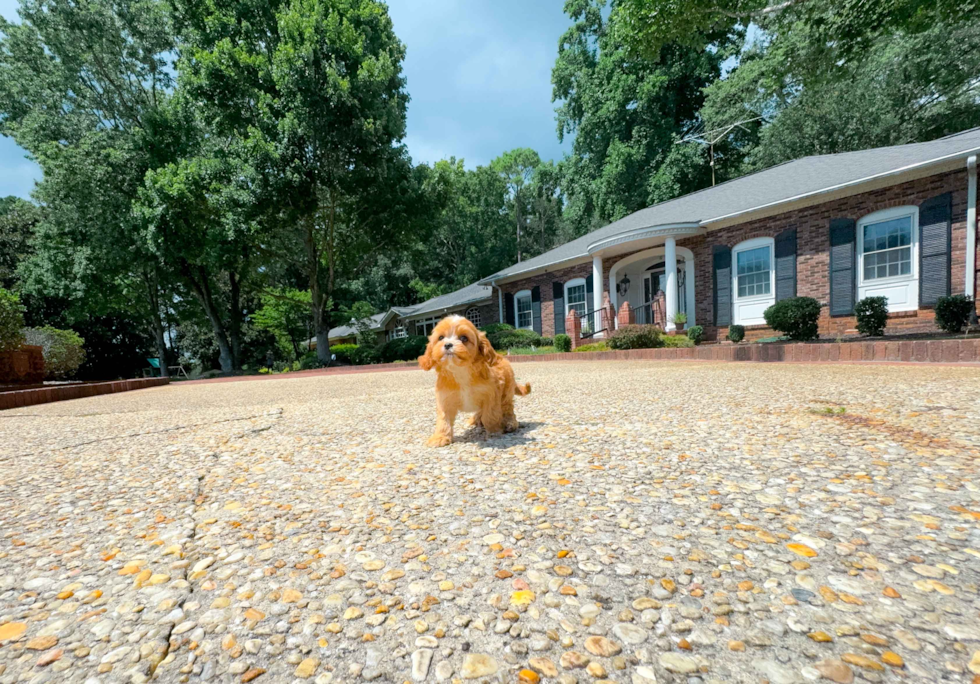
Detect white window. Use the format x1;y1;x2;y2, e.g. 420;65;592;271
416;317;440;337
465;306;482;327
858;207;919;312
732;237;775;325
514;289;533;329
564;278;588;318
388;326;407;341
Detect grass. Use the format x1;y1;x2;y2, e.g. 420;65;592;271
573;342;610;352
662;335;695;348
505;346;557;356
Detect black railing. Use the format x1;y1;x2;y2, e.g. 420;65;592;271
580;309;606;339
631;301;653;326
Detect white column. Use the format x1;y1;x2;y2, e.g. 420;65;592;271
966;156;977;299
592;255;603;336
664;237;678;331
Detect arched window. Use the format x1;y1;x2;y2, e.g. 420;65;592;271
857;206;919;312
732;237;775;325
465;306;482;327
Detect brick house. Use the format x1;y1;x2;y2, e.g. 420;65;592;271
476;129;980;342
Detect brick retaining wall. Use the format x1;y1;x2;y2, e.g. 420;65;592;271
0;377;170;410
506;337;980;365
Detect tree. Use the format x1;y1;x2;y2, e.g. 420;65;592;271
552;0;737;237
252;288;313;361
0;197;39;290
492;148;541;263
0;0;180;376
173;0;421;364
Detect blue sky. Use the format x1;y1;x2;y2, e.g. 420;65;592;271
0;0;574;199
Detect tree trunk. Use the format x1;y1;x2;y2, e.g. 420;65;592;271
227;271;243;370
313;293;330;364
183;263;235;373
143;267;169;378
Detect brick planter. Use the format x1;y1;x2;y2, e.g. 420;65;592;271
505;337;980;366
0;377;170;410
0;345;44;385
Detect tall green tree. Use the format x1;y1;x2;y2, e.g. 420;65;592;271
0;0;180;375
0;196;39;289
173;0;420;363
491;148;541;263
552;0;737;237
252;288;312;361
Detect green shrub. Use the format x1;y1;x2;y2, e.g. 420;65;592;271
480;322;513;335
349;345;381;365
686;325;704;345
537;337;553;347
573;341;610;352
23;326;86;379
935;294;974;334
854;296;888;337
608;324;663;350
763;296;820;341
330;343;359;364
0;288;25;353
727;324;745;344
490;328;542;350
663;335;695;348
554;334;572;353
299;352;326;370
380;335;427;363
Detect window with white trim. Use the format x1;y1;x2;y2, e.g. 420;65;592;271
732;237;775;325
857;206;919;312
514;290;533;329
564;278;587;318
388;326;407;341
416;316;440;337
465;306;482;327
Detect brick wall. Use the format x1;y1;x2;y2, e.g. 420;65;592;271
499;261;593;337
406;299;500;336
500;169;976;342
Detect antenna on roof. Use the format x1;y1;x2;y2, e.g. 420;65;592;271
676;117;762;186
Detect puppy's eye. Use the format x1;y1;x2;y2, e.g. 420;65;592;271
460;335;468;344
438;335;444;341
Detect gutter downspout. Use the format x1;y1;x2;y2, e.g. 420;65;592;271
492;281;504;324
966;156;977;313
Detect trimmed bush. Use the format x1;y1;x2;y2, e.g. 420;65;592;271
349;345;381;366
0;288;26;352
537;337;553;348
608;324;663;350
554;334;572;353
935;294;974;334
854;296;888;337
329;343;358;364
686;325;704;345
299;352;326;370
573;341;610;352
490;328;542;350
763;296;820;341
480;323;513;335
727;324;745;344
380;335;427;363
23;326;86;379
663;335;694;348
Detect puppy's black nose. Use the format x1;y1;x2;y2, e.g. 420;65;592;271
444;342;454;350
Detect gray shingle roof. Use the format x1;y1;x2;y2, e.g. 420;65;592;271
401;281;492;318
327;312;389;340
481;128;980;282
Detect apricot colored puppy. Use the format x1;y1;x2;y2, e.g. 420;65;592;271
417;316;530;447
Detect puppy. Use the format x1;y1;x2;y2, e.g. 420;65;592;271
417;315;530;447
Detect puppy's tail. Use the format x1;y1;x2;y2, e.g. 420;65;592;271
514;382;531;397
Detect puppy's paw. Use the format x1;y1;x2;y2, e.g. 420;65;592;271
504;418;519;433
425;434;452;448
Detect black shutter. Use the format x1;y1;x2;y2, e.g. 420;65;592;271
585;274;594;312
712;245;732;326
775;228;797;302
531;286;542;334
552;281;565;335
829;218;856;316
919;193;952;307
505;292;515;327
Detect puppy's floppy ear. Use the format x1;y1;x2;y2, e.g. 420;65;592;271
417;345;434;371
478;332;498;366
